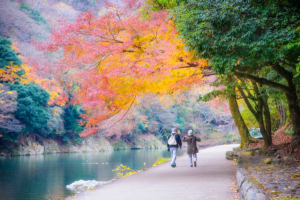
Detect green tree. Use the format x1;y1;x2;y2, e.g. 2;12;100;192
8;83;51;136
0;37;22;69
64;105;84;133
63;105;84;145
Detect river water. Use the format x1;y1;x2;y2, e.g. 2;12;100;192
0;148;185;200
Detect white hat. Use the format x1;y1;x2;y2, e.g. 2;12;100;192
188;130;193;136
172;128;177;133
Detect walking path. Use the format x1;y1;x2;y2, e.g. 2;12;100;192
71;144;239;200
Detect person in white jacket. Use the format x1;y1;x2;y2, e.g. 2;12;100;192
167;128;182;168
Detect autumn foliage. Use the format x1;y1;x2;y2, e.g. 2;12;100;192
35;0;208;137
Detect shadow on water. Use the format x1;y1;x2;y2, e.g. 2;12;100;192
0;148;185;200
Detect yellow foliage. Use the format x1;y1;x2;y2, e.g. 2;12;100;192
20;64;66;106
112;164;140;178
0;64;22;83
153;157;170;167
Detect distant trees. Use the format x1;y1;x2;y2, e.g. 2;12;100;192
22;0;45;11
0;36;85;146
19;3;47;24
101;91;232;143
71;0;98;12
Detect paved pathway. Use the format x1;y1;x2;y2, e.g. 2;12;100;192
71;144;239;200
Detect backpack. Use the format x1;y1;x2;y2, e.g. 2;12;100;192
168;134;177;145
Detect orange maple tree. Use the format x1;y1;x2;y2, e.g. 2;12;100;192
34;0;208;136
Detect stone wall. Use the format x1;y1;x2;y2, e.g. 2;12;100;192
236;165;268;200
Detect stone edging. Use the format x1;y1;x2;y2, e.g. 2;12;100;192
227;147;298;200
236;163;269;200
226;148;270;200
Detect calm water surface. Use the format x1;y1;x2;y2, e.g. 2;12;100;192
0;149;185;200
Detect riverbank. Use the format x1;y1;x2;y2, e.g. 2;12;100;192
0;132;236;157
67;144;239;200
0;133;165;157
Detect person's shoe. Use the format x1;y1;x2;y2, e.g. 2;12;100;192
171;164;175;168
190;165;193;167
194;161;197;167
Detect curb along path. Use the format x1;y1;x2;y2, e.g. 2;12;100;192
71;144;239;200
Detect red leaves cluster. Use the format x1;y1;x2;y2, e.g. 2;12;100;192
32;0;207;136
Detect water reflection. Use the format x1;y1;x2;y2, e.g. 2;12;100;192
0;149;185;200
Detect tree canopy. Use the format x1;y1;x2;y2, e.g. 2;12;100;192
169;0;300;147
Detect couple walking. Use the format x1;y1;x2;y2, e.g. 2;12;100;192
167;128;201;168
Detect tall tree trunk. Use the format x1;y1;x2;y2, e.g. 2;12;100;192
261;91;272;146
237;83;272;147
270;63;300;147
286;90;300;147
256;100;271;147
228;88;250;149
276;100;286;127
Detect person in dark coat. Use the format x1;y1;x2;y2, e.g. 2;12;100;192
183;130;201;167
167;128;182;168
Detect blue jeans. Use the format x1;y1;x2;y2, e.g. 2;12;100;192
170;147;177;165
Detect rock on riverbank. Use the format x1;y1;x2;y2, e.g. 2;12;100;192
66;180;115;192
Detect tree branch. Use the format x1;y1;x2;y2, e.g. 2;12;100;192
279;59;296;70
105;96;136;129
237;85;257;116
234;71;290;94
271;62;294;86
